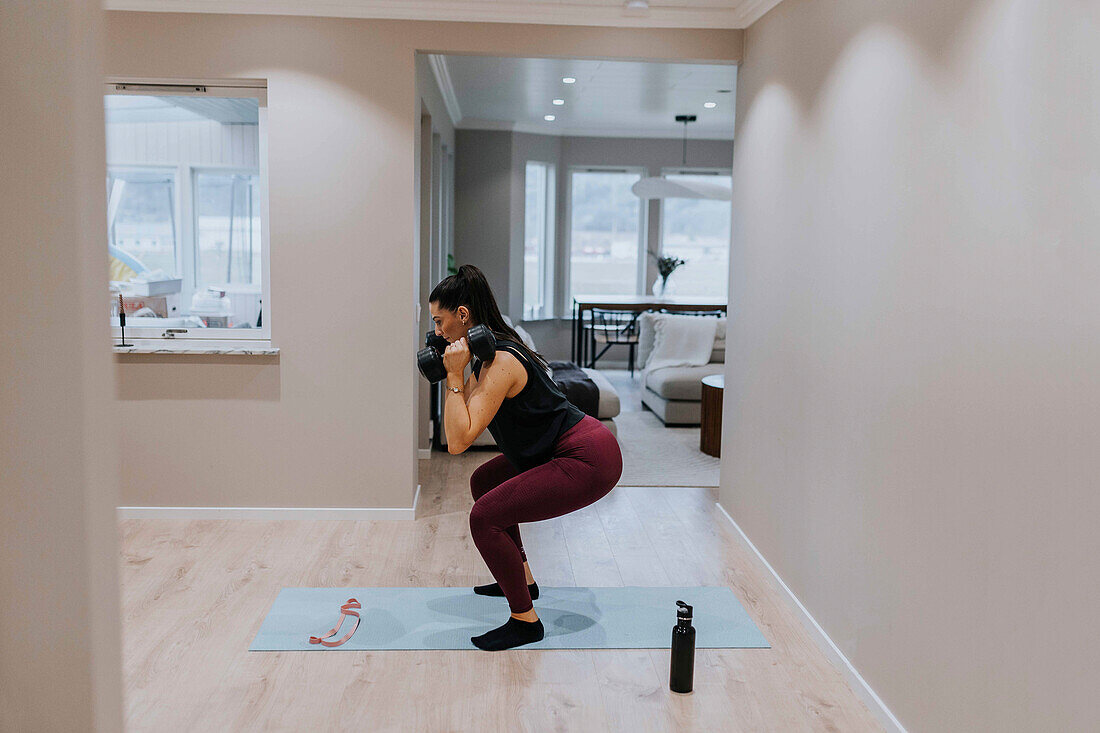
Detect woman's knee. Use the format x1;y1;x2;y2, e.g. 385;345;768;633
468;499;497;535
594;437;624;488
471;456;515;500
470;463;493;500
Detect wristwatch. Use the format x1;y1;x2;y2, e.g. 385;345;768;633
448;385;462;394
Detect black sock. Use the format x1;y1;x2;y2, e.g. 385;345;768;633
470;616;545;651
473;581;539;600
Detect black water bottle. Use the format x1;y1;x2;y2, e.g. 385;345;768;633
669;600;696;693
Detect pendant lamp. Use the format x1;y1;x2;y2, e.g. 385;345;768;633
631;114;732;201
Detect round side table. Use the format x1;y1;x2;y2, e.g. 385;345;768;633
699;374;724;458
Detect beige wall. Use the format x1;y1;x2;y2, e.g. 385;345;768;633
1;1;122;730
725;0;1100;730
104;12;741;509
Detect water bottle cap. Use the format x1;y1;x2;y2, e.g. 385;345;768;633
676;600;693;619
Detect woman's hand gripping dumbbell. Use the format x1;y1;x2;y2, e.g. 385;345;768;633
416;324;497;383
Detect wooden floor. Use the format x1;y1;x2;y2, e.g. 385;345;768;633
118;371;884;731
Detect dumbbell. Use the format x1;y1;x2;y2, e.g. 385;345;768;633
416;324;497;383
416;331;450;383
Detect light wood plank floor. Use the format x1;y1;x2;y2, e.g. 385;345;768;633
119;379;884;731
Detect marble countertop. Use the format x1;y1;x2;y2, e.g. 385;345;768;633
112;340;279;355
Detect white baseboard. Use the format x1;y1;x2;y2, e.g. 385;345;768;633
118;484;424;521
418;448;432;459
715;501;907;733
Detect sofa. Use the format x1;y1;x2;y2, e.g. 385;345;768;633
437;317;621;449
638;311;727;426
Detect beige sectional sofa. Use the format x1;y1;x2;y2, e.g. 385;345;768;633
638;311;727;426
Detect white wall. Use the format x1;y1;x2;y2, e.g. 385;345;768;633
1;1;122;729
106;119;260;168
454;129;515;314
725;0;1100;729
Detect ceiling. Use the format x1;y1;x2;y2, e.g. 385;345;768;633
104;95;259;124
104;0;785;29
105;95;204;124
434;55;736;139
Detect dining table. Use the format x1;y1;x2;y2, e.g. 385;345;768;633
570;294;728;367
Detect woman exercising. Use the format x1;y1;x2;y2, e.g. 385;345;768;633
429;264;623;651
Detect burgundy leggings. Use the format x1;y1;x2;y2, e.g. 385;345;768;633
469;414;623;613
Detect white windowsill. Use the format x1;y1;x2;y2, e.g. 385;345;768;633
112;339;279;355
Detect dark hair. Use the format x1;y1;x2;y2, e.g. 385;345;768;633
429;264;551;373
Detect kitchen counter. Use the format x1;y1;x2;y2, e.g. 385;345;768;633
112;340;279;355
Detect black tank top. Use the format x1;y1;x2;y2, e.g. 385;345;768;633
473;338;586;471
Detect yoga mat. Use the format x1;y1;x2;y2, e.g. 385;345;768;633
249;586;770;651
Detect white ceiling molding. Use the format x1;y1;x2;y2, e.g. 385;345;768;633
730;0;784;28
103;0;787;30
456;118;516;132
426;54;462;126
458;119;732;141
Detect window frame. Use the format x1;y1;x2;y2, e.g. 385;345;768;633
190;164;264;315
105;78;272;342
106;164;182;282
564;165;648;313
522;160;556;321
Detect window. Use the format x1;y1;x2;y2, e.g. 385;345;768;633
658;171;732;298
523;161;555;320
104;80;269;339
568;168;645;303
107;168;177;276
194;171;262;289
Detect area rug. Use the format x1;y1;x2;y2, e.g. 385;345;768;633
613;410;720;487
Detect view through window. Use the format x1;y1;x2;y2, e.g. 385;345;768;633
659;172;732;297
105;89;266;335
524;161;553;319
569;169;643;301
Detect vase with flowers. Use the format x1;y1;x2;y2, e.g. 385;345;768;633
648;249;686;298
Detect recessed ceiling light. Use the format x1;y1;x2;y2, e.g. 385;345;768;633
562;77;576;84
552;99;565;106
544;114;556;121
625;0;649;8
703;101;717;109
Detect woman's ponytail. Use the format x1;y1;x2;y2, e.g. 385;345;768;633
458;264;493;317
429;263;551;373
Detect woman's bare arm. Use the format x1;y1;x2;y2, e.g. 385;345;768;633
444;353;521;454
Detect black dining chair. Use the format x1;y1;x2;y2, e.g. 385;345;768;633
588;308;642;375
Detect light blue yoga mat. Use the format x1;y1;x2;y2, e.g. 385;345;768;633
249;586;770;651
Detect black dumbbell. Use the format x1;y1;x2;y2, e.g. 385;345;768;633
417;331;449;383
416;324;497;383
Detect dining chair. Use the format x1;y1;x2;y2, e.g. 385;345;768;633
588;308;642;375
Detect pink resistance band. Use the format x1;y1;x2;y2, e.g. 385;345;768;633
309;598;362;647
